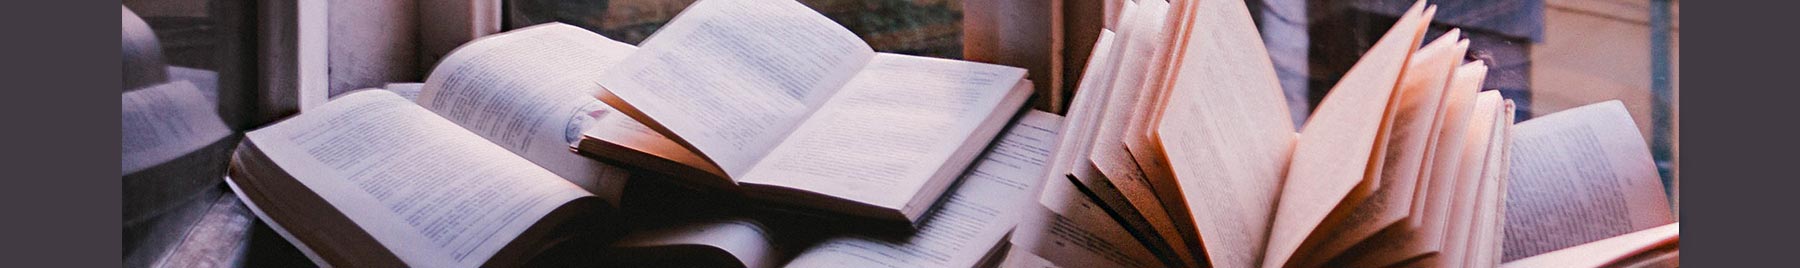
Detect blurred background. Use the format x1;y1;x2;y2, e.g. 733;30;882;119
120;0;1677;266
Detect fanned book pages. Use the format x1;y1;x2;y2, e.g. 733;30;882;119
1023;0;1649;266
226;24;643;267
1035;26;1186;267
581;0;1033;224
1012;158;1163;268
1073;2;1203;266
1135;0;1297;267
1056;2;1196;265
1261;2;1434;266
1305;29;1471;267
601;111;1063;268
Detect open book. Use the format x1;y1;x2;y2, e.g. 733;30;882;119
1046;1;1589;267
226;23;639;267
581;0;1034;224
1501;100;1675;262
601;111;1062;268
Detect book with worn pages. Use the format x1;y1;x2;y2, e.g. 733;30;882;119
578;0;1034;224
226;23;638;267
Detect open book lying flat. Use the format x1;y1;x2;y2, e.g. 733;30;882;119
579;0;1034;224
229;91;605;267
228;23;641;267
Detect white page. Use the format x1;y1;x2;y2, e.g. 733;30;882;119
1086;0;1168;199
1048;30;1118;181
1434;91;1504;268
739;54;1026;210
1467;103;1515;268
783;111;1060;268
247;91;590;267
122;80;232;174
613;218;784;268
416;23;634;203
1147;0;1303;266
598;0;875;177
1503;100;1674;261
1068;2;1133;183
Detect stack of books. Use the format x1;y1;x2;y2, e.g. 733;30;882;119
216;0;1676;267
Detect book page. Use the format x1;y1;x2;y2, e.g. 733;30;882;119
1500;223;1677;268
1466;101;1515;268
1067;0;1131;188
1014;170;1160;268
739;54;1026;212
1453;100;1515;268
1421;60;1487;242
1263;3;1431;267
1119;0;1187;166
783;111;1059;268
416;23;636;204
122;81;232;174
1301;31;1467;266
1332;62;1489;268
1088;0;1169;214
1081;3;1198;265
1048;30;1192;264
245;91;591;267
1061;15;1127;207
1048;30;1119;180
1502;100;1674;261
597;0;876;177
612;218;784;268
1409;37;1473;224
1436;91;1505;267
1145;0;1297;266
